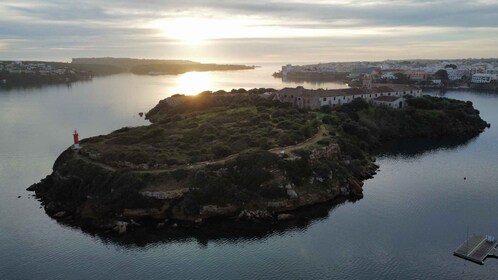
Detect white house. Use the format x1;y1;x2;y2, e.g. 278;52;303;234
471;73;498;84
381;72;397;80
371;96;406;109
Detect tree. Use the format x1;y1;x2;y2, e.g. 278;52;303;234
393;72;413;84
444;64;457;69
435;69;449;82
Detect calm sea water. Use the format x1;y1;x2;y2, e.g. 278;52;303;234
1;66;497;279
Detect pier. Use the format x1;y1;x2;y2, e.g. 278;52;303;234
454;234;498;265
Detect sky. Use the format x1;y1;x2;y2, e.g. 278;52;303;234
1;0;497;63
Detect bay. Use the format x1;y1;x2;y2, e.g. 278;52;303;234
0;65;497;279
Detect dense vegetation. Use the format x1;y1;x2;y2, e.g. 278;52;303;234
81;90;320;167
334;96;487;148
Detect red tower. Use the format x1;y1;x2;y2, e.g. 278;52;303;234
73;130;80;149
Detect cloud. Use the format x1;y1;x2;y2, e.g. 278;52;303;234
0;0;497;61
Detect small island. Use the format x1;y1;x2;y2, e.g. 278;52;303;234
28;87;489;235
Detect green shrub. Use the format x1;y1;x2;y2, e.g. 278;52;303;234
280;158;312;185
320;105;332;113
407;98;430;109
142;128;164;139
340;98;369;112
171;169;189;181
210;144;232;158
322;115;336;125
259;186;287;199
105;136;140;145
278;134;293;146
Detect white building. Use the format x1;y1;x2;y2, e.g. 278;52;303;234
445;68;467;81
381;72;397;80
486;68;498;75
432;79;442;85
371;96;406;109
281;64;295;77
471;73;498;84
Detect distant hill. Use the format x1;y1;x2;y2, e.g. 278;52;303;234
71;57;197;71
70;57;254;76
130;63;255;75
69;63;125;76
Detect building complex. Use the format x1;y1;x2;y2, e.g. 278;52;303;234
275;84;422;110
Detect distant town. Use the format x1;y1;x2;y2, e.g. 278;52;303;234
0;61;92;88
274;59;498;91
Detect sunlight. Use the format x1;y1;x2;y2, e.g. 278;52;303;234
150;16;412;46
153;17;251;45
159;18;215;44
172;72;213;95
151;16;336;44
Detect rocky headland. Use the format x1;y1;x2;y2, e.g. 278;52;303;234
28;88;489;236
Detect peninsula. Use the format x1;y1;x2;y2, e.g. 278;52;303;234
0;58;254;89
71;57;255;75
28;88;489;235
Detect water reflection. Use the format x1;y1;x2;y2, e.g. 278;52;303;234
0;79;93;93
279;76;349;89
281;76;347;85
30;134;483;248
51;198;354;249
375;136;478;159
2;65;497;279
172;72;213;95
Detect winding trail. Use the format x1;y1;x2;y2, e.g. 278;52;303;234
75;125;329;174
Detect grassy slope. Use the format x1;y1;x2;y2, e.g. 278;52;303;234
81;92;320;167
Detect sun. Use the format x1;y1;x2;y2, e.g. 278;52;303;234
154;17;230;45
151;16;283;45
162;18;210;44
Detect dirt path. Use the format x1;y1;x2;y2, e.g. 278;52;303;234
268;125;328;154
75;125;328;174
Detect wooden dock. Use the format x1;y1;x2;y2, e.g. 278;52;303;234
454;234;498;265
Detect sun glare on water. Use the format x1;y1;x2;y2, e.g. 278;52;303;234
172;72;213;95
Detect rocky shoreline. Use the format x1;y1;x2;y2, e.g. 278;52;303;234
27;92;489;237
28;145;377;236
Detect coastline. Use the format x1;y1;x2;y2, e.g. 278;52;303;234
27;91;489;236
